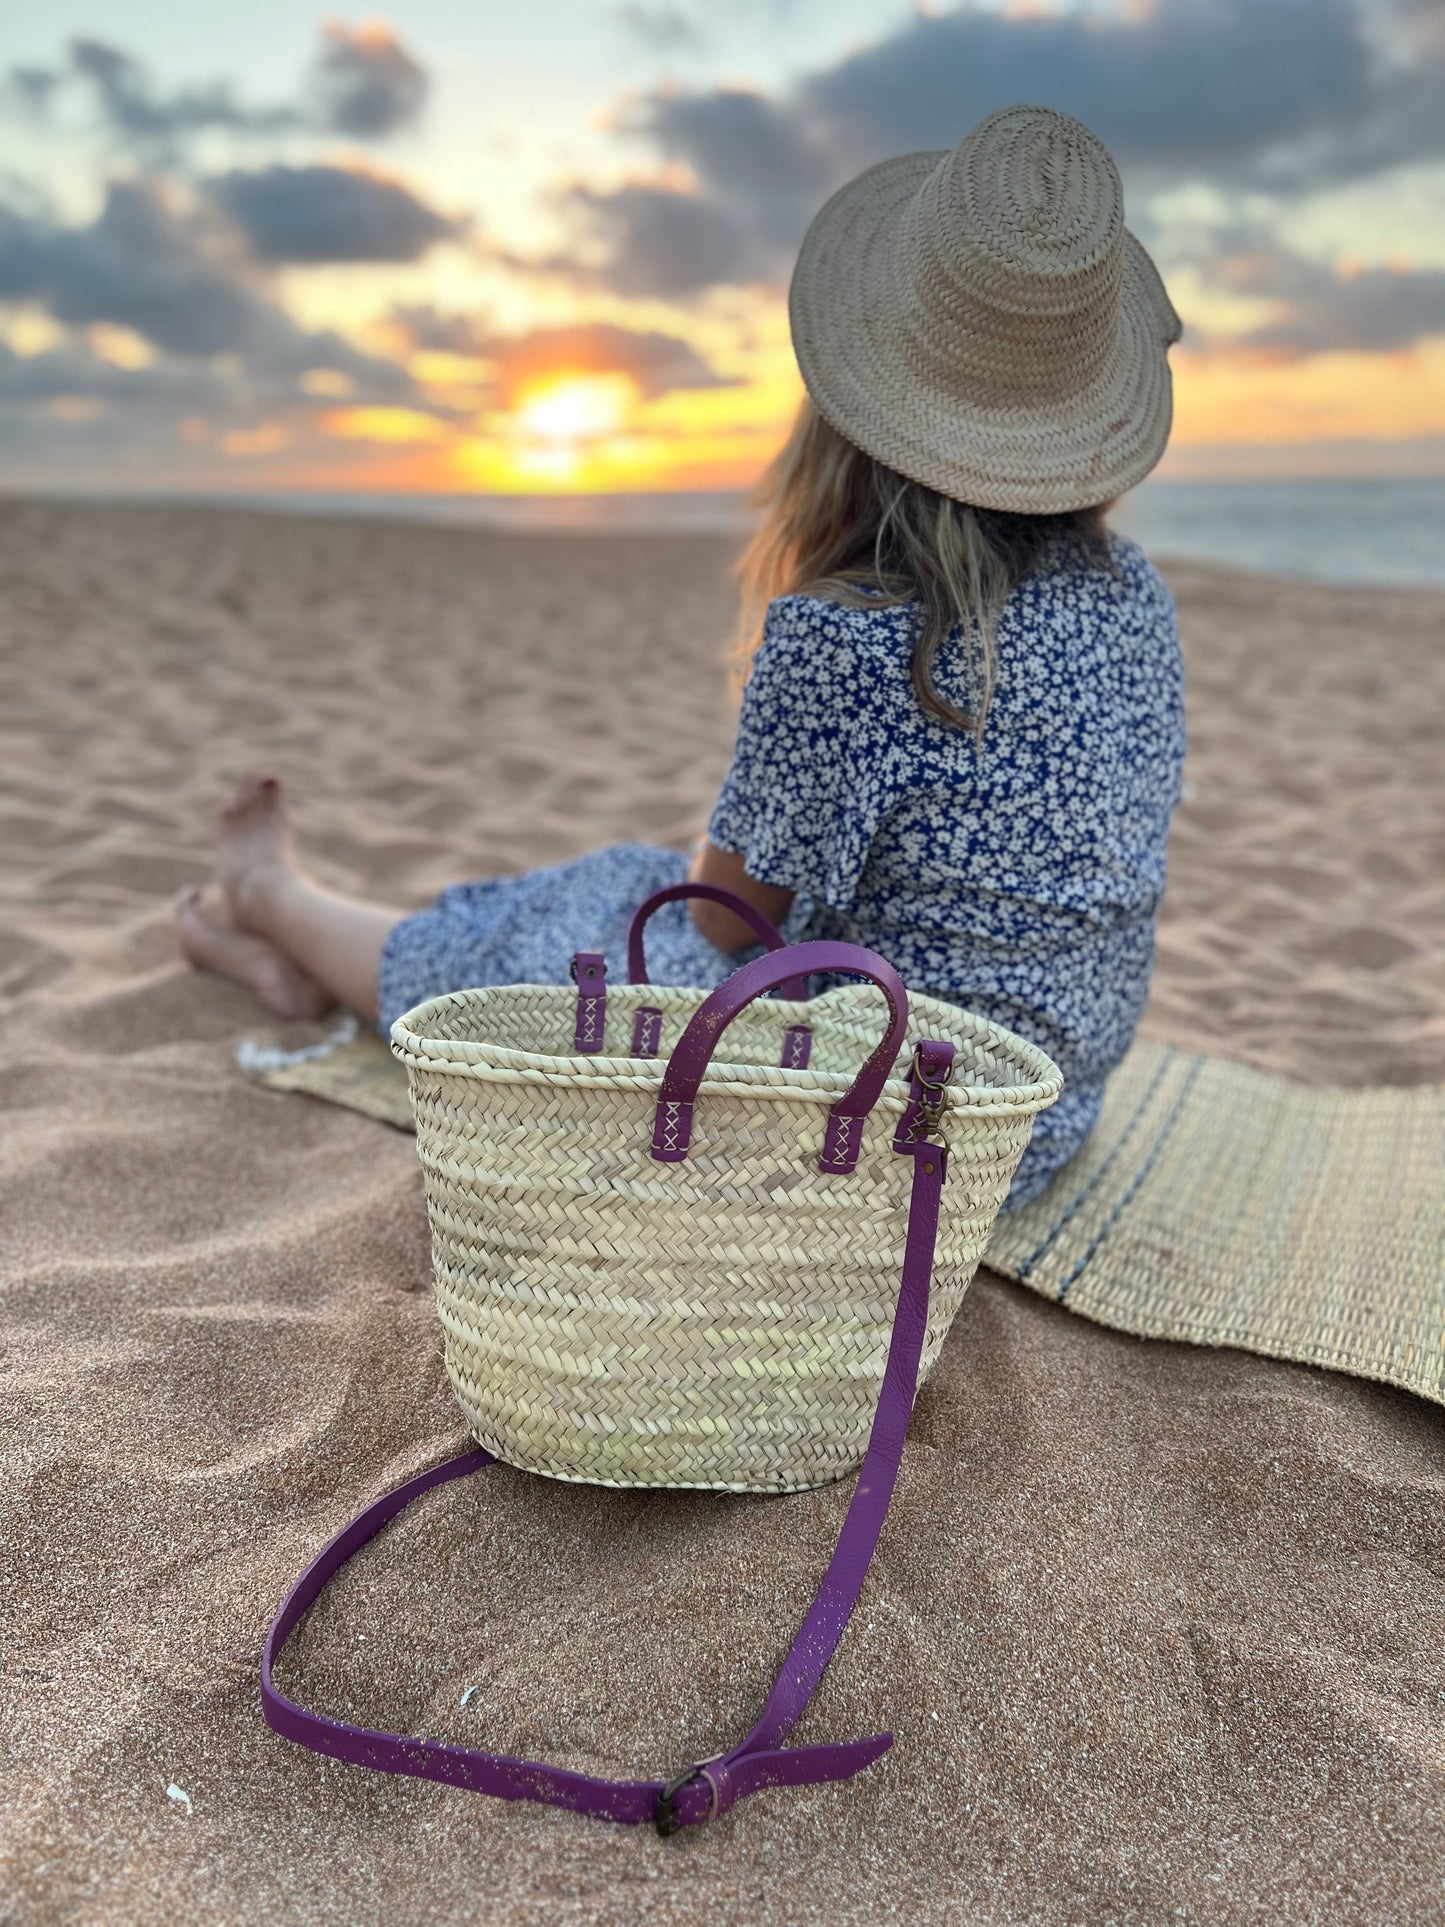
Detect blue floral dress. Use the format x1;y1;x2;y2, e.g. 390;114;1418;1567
378;533;1185;1210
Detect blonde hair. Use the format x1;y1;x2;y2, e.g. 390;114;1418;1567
738;399;1112;743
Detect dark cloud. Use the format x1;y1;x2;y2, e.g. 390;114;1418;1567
0;337;242;425
312;23;429;139
1210;244;1445;354
207;165;464;265
612;0;810;55
12;37;302;150
565;0;1445;298
72;36;302;143
615;5;704;55
389;304;490;355
390;307;735;398
561;180;768;297
0;177;412;391
639;87;834;242
0;330;448;482
801;0;1376;176
0;180;277;358
0;338;174;404
0;338;222;471
549;86;836;296
7;66;62;111
4;24;430;154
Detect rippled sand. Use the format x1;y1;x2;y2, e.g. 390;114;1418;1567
2;500;1442;1926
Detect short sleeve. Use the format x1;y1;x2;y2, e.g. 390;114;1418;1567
707;596;891;912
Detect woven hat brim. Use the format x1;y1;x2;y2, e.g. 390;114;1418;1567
789;151;1182;515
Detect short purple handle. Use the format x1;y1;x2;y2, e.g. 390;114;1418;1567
627;884;810;1002
652;942;908;1174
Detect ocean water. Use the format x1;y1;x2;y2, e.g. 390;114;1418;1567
1112;478;1445;589
100;476;1445;588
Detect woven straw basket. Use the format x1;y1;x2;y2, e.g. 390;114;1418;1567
391;961;1060;1494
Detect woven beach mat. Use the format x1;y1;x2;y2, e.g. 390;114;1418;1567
249;1030;1445;1406
244;1020;415;1128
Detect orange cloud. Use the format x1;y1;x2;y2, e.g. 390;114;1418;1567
318;407;452;444
1171;342;1445;446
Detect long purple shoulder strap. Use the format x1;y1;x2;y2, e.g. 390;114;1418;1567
262;944;953;1835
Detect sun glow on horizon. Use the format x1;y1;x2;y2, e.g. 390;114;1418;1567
499;373;635;481
237;331;1445;495
440;370;646;488
514;373;633;442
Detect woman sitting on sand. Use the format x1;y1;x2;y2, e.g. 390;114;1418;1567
178;105;1185;1210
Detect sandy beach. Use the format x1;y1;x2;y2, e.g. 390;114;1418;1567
2;497;1443;1927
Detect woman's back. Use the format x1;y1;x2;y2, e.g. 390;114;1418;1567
709;532;1185;1205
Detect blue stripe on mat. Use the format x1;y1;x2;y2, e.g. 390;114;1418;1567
1056;1057;1206;1304
1014;1049;1177;1282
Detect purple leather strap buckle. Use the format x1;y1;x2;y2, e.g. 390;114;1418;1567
571;952;607;1054
651;942;908;1173
654;1762;719;1838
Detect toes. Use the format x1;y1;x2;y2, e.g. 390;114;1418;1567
221;771;284;823
173;885;209;935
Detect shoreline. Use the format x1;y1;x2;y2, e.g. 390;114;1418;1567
4;479;1445;589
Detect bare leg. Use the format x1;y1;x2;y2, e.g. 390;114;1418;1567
198;773;406;1023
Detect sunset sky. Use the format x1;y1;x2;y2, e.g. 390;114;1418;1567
2;0;1443;495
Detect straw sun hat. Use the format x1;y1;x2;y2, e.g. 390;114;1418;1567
789;104;1183;515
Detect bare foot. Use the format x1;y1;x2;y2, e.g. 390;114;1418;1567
216;772;301;932
174;887;335;1020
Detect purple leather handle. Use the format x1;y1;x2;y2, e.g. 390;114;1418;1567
261;1134;951;1834
627;883;810;1003
652;941;908;1173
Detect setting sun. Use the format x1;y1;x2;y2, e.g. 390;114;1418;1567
459;372;642;487
515;375;633;447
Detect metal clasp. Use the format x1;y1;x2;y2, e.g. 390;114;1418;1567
910;1042;955;1145
654;1762;719;1837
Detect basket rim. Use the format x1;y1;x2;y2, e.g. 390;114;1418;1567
389;983;1065;1116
